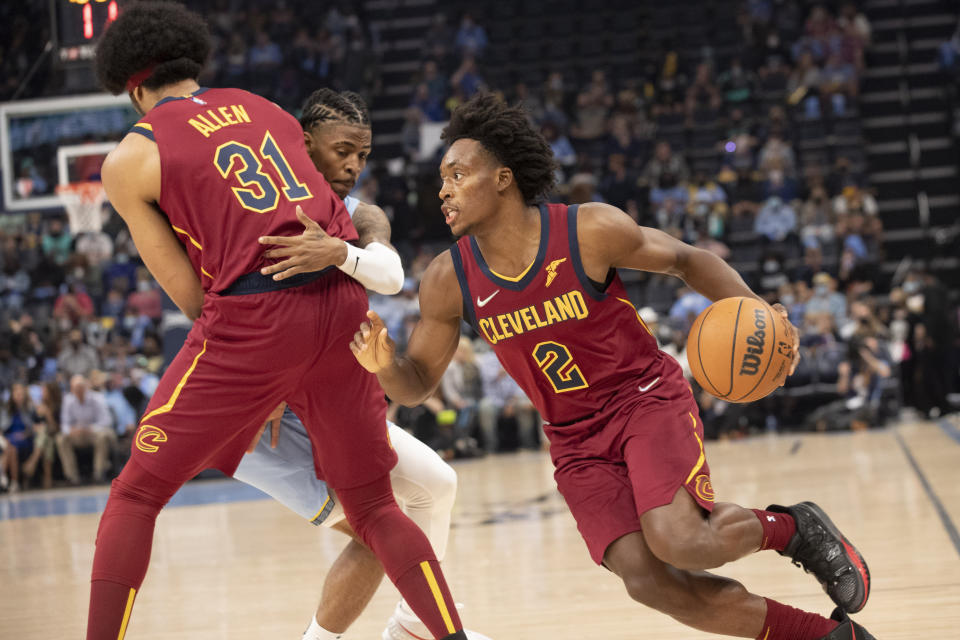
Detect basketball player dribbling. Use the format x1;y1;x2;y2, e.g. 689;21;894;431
234;88;488;640
351;94;877;640
88;5;468;639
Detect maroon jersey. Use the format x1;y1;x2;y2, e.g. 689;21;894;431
451;203;685;426
129;87;355;293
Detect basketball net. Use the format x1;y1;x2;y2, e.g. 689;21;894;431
55;181;107;235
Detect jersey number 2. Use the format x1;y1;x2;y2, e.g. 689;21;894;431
533;341;588;393
215;131;312;213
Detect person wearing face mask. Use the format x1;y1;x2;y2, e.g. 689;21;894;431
806;272;848;329
56;328;100;379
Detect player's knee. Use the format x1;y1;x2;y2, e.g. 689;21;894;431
643;523;711;570
621;572;672;611
432;461;458;505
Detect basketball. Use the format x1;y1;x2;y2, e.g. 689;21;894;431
687;297;794;403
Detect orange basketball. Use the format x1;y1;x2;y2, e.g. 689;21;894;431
686;297;794;403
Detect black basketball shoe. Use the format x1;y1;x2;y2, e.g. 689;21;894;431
766;502;870;613
817;607;877;639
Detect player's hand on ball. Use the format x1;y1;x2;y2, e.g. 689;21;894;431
258;205;348;280
351;310;395;373
771;302;800;378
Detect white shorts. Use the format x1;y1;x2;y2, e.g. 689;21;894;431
233;408;457;559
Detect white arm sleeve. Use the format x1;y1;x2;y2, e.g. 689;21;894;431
336;241;404;295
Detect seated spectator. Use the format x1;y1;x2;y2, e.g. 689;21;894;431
799;185;836;249
793;245;828;285
126;266;163;320
41;218;72;265
55;374;116;485
669;286;711;335
1;383;37;492
686;172;727;229
754;196;798;243
89;370;137;451
787;51;822;118
758;133;797;177
440;337;483;456
53;279;95;328
758;251;789;297
806;272;847;328
1;254;31;311
57;328;100;378
514;82;544;123
643;141;690;203
21;381;60;489
718;58;756;105
454;13;488;58
476;343;539;453
684;62;722;119
401;107;423;161
450;55;484;98
833;185;878;218
411;82;447;122
819;53;857;115
601;154;640;220
570;70;614;142
542;122;577;177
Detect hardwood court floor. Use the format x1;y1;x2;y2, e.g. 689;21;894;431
3;419;960;639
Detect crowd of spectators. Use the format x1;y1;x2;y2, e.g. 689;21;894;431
1;2;959;492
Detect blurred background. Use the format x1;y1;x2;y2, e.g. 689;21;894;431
0;0;958;493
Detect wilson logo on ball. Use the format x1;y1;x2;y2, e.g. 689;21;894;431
739;308;767;376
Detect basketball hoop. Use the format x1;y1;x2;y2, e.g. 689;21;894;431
56;181;107;235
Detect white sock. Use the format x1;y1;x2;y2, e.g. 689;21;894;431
302;614;343;640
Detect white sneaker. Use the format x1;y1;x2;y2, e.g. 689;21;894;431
382;600;492;640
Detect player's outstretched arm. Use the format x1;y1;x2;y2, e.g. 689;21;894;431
350;252;462;405
259;202;403;294
577;202;798;373
576;202;758;301
102;134;204;321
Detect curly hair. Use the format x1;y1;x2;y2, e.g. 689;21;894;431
95;1;210;95
299;89;371;130
442;93;558;205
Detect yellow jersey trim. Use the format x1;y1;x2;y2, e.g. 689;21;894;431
684;412;706;485
135;122;153;131
489;258;535;283
141;340;207;424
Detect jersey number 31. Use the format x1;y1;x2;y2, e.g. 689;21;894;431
215;131;312;213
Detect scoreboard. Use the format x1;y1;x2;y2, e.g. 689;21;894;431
51;0;123;64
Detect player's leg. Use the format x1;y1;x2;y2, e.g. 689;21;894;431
630;406;870;613
386;423;458;560
291;275;466;640
87;332;284;640
233;409;385;637
603;531;842;639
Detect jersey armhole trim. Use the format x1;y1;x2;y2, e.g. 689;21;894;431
128;124;155;142
566;204;608;301
449;245;479;332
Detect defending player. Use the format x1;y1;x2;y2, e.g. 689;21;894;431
351;94;877;640
88;5;467;639
235;88;488;640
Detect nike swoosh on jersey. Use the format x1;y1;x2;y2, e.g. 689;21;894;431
638;377;660;393
476;290;500;308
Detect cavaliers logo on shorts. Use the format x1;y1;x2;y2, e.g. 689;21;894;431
136;425;168;453
693;474;715;502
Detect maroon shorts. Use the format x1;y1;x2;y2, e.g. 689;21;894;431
544;371;714;565
130;271;396;490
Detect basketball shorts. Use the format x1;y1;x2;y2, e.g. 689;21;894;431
544;372;715;565
128;271;396;491
234;407;457;559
